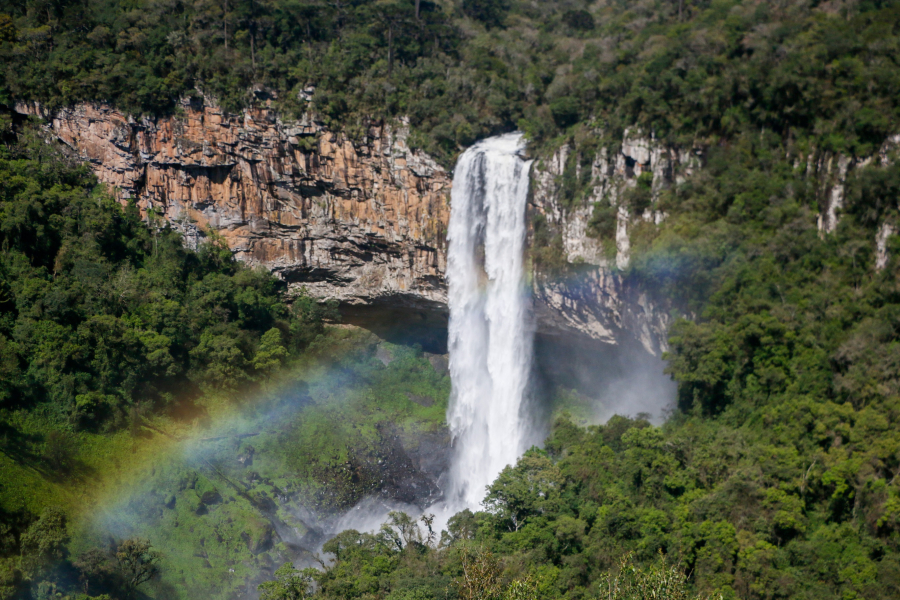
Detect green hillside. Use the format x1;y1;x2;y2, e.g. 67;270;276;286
1;1;900;600
0;121;451;599
3;0;898;161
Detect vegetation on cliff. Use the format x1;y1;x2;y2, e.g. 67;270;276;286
3;0;899;162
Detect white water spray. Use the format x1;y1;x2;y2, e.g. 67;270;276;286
445;133;534;510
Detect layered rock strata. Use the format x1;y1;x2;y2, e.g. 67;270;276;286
17;99;676;352
15;98;451;306
17;100;747;352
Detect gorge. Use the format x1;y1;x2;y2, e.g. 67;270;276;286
6;97;686;581
11;97;685;551
12;97;684;440
4;1;900;597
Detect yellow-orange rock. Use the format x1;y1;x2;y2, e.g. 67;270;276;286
15;99;451;306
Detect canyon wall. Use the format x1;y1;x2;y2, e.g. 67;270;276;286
17;98;676;352
32;101;898;354
15;97;451;307
526;130;900;353
527;129;702;354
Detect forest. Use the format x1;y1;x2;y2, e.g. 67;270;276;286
0;118;455;599
2;0;899;161
0;0;899;599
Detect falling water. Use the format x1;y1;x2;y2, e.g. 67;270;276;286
445;133;534;510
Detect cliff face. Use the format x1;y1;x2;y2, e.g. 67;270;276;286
15;98;451;307
527;130;900;354
16;99;678;353
530;129;702;272
527;130;700;355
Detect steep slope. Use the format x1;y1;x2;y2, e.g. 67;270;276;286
14;98;450;307
14;99;675;354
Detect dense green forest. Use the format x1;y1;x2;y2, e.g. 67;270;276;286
0;117;325;596
2;0;899;161
0;120;453;599
1;0;900;599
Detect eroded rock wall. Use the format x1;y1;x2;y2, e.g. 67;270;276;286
17;100;743;352
17;98;679;351
528;130;702;354
530;129;702;272
15;98;451;306
811;135;900;235
528;130;900;353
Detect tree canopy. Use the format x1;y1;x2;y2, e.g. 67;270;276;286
2;1;899;162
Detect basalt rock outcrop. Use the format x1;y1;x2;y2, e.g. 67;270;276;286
18;98;677;352
527;129;702;354
15;97;451;307
527;129;900;354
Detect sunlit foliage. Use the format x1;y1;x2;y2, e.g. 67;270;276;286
3;1;900;162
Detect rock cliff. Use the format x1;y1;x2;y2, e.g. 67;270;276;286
14;99;897;351
17;98;677;353
527;129;702;354
15;97;451;307
527;129;900;353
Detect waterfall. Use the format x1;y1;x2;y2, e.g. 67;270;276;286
445;133;534;510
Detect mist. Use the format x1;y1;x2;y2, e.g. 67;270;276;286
534;332;677;426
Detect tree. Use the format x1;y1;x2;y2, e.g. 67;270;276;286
562;10;594;31
483;448;564;531
258;562;315;600
289;291;336;348
549;96;579;128
42;430;75;474
21;507;68;559
444;509;477;544
374;1;411;78
625;172;654;218
252;327;289;377
321;529;367;561
0;14;15;43
454;546;502;600
597;553;723;600
379;511;422;551
74;548;115;595
115;538;161;598
0;557;19;600
0;335;20;405
20;507;69;575
503;576;539;600
460;0;509;29
189;328;250;391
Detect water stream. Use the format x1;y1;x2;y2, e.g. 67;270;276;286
445;133;535;510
